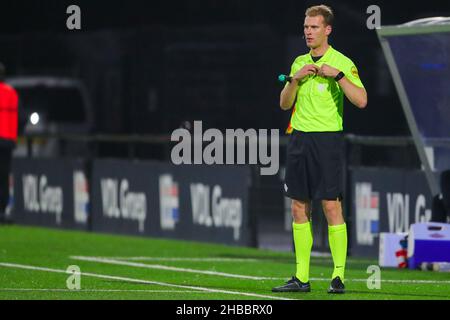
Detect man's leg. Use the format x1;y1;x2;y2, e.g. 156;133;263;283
292;199;313;283
322;199;347;289
272;199;313;292
0;148;11;220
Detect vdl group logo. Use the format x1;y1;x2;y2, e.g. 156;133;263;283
100;177;147;232
22;174;63;225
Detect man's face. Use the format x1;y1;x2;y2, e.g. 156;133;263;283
304;15;331;49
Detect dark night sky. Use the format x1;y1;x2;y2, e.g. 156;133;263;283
2;0;449;34
1;0;450;135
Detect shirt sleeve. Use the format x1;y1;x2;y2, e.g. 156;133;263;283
283;61;296;88
285;59;306;88
289;61;296;77
342;59;364;88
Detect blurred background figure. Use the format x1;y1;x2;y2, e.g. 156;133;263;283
0;62;18;223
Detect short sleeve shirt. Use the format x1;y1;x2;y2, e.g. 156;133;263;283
288;46;364;132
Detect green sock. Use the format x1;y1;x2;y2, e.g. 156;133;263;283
328;223;347;281
292;221;313;283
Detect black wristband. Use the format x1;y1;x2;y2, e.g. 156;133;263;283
334;71;345;81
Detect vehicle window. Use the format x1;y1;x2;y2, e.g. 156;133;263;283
17;86;86;123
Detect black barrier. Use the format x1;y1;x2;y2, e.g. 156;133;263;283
349;167;433;257
90;159;255;246
12;158;89;230
12;157;435;254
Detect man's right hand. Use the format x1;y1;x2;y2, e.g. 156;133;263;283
292;64;319;83
280;64;318;110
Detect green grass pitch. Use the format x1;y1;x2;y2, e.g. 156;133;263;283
0;225;449;300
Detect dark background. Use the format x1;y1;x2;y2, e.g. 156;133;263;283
1;0;449;135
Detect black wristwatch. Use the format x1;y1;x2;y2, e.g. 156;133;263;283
334;71;345;81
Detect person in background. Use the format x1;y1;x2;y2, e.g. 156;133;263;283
0;62;19;223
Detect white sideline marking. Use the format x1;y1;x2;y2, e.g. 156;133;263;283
327;278;450;284
0;262;295;300
71;256;450;285
70;256;278;280
82;255;376;265
94;255;373;265
96;257;260;262
0;288;203;293
311;252;332;258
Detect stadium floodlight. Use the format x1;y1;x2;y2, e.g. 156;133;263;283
377;18;450;196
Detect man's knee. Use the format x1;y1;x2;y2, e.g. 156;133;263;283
291;200;310;223
322;201;344;224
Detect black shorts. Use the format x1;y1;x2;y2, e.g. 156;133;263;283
284;130;344;201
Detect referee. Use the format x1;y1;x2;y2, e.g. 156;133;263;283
272;5;367;294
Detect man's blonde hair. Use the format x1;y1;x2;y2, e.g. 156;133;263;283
305;5;334;26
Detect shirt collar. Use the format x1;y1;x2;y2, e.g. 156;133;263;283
309;45;333;63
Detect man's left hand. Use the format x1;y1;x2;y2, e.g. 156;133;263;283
318;64;340;78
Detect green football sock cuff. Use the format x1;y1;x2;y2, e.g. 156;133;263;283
328;223;347;281
293;221;313;283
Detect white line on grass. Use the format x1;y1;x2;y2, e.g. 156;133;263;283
328;278;450;284
89;255;373;265
70;256;277;280
0;288;205;293
0;262;295;300
71;256;450;285
93;257;260;262
90;255;370;264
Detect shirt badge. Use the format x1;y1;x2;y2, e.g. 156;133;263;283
317;83;327;92
351;66;360;78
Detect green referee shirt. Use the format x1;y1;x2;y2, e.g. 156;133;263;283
288;45;364;132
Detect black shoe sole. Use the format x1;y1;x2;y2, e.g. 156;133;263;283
272;287;311;293
327;288;345;294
